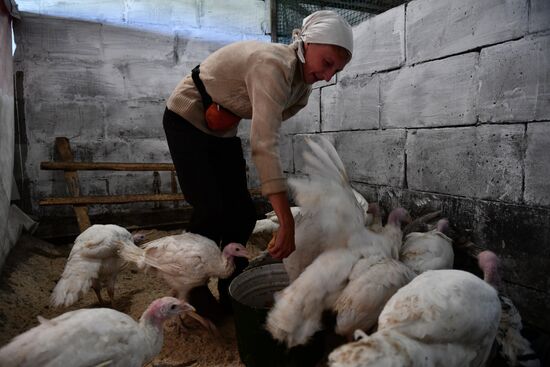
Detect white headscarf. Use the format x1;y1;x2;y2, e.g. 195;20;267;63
292;10;353;63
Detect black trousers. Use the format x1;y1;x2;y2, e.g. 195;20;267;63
162;108;255;305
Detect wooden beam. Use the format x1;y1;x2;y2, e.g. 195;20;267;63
41;161;175;171
40;188;262;206
54;137;92;231
40;194;186;206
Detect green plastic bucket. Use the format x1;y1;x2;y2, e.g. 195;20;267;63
229;263;325;367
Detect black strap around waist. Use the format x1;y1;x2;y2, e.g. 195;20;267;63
191;65;212;109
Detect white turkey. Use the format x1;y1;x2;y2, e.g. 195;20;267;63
266;247;360;348
0;297;194;367
328;268;502;367
478;250;541;367
400;218;454;275
248;206;302;250
50;224;146;307
283;137;389;282
118;231;249;329
333;207;414;339
268;137;413;347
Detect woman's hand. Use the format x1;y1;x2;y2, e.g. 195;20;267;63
266;192;295;259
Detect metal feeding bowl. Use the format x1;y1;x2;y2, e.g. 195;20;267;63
229;263;325;367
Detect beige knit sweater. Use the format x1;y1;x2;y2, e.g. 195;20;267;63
167;40;312;196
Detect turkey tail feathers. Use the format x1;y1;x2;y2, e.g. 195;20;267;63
116;241;182;275
50;259;99;308
116;240;148;269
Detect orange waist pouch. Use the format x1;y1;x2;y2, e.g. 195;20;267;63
192;65;241;132
205;103;241;131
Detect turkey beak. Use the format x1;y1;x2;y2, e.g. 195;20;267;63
187;310;212;330
180;302;195;314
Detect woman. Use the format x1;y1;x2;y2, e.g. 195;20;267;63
163;10;353;318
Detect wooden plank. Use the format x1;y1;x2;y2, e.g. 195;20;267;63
40;193;186;206
54;137;91;231
40;189;262;206
41;161;175;171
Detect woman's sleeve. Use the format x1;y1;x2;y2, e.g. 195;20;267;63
245;56;294;196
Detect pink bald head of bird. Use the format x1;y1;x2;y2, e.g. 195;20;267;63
222;243;250;260
477;250;501;289
387;207;412;227
141;296;195;329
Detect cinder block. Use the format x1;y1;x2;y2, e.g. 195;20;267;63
530;0;550;33
381;53;477;128
104;99;166;139
321;74;379;132
335;130;406;186
406;125;524;201
406;0;528;64
293;130;406;187
525;122;550;206
175;35;226;64
198;1;267;35
26;101;105;140
13;13;101;60
342;5;404;77
126;0;197;29
127;138;173;163
21;60;125;101
101;25;175;62
38;0;125;24
281;89;320;135
478;35;550;123
118;60;184;99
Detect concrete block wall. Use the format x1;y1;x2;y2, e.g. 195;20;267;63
12;1;268;219
281;0;550;330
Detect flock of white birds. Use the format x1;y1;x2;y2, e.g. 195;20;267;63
0;136;541;367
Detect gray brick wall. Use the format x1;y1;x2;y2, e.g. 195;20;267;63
406;0;528;64
478;35;550;123
380;53;478;128
283;0;550;330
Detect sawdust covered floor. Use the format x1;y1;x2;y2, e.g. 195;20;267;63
0;230;250;367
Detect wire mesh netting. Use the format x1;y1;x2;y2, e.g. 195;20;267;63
274;0;407;44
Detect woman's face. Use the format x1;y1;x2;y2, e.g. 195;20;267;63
302;43;351;84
